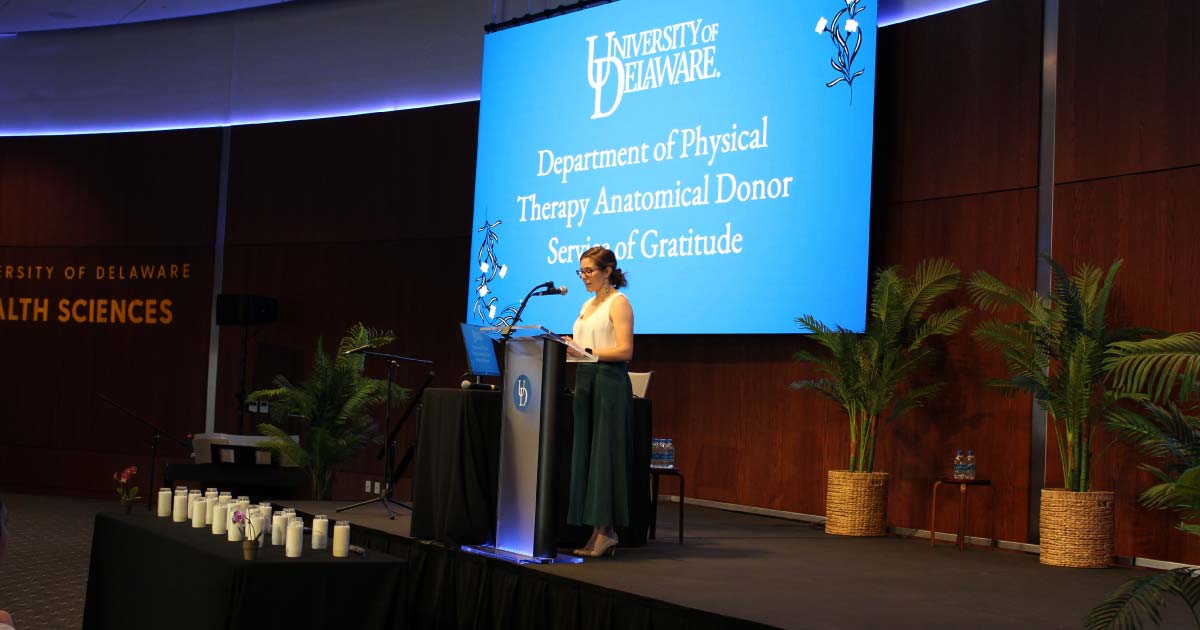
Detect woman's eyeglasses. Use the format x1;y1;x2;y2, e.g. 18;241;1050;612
575;267;597;278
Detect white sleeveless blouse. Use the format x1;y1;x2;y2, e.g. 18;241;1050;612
572;291;626;355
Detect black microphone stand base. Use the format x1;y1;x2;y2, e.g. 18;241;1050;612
335;489;410;520
334;357;414;520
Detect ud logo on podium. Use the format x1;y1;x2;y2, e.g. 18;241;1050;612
514;375;532;411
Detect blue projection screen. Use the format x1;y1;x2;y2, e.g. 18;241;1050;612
466;0;876;334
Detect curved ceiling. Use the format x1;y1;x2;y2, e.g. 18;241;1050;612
0;0;294;33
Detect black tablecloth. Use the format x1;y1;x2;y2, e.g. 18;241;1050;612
410;388;652;548
82;512;406;630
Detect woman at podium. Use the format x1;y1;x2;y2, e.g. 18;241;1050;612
564;245;634;558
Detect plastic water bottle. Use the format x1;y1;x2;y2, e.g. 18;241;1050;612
964;451;977;480
952;450;965;480
651;438;666;468
664;439;675;469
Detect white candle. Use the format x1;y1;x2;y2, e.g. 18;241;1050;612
212;504;228;535
259;506;273;537
250;514;267;548
271;513;286;546
191;500;206;528
186;492;200;519
312;516;329;550
332;522;350;558
204;497;215;525
227;508;243;542
156;489;172;517
172;493;188;522
218;493;231;506
285;520;303;558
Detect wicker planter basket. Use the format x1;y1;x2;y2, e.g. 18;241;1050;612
1039;488;1114;568
825;470;889;536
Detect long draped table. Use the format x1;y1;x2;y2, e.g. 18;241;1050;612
82;511;407;630
410;388;652;549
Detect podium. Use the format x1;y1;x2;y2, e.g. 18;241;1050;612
467;325;583;563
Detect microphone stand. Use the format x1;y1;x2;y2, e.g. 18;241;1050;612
336;350;433;520
95;394;191;512
502;281;556;340
380;370;435;495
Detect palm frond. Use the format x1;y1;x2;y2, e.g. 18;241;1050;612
910;306;970;351
793;257;962;470
257;422;307;467
967;270;1043;315
248;322;405;499
904;257;962;319
1106;333;1200;403
1084;569;1189;630
1107;403;1200;473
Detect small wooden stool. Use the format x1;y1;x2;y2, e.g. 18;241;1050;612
930;478;996;550
649;468;685;544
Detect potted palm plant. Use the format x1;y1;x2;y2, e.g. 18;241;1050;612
968;257;1148;567
1086;332;1200;628
249;323;405;500
792;258;969;536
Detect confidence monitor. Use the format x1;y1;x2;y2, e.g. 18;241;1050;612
460;323;501;378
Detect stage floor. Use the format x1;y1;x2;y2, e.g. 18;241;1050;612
278;499;1186;629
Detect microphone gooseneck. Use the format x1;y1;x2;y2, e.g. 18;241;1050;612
505;280;567;338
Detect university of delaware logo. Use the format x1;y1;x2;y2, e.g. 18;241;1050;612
586;18;722;119
513;374;533;411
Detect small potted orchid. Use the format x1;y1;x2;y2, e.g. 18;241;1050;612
113;466;139;514
232;510;262;560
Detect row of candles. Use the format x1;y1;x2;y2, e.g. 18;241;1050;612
156;487;351;558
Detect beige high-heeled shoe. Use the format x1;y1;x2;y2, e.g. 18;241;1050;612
573;530;600;556
586;534;618;558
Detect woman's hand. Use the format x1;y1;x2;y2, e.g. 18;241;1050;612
563;335;586;357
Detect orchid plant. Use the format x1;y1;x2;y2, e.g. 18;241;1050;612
815;0;869;104
231;510;261;541
113;466;139;505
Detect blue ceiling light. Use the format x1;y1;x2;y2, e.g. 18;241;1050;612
0;0;989;137
0;93;482;137
878;0;989;27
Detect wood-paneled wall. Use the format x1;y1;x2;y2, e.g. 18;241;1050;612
0;130;221;497
214;104;481;500
1049;0;1200;562
2;0;1199;564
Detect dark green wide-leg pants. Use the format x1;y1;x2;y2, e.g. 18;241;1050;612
568;361;633;527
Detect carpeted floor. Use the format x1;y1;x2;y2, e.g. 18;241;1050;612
0;494;108;630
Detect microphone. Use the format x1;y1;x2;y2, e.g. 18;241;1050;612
535;285;568;297
342;343;373;356
461;380;498;391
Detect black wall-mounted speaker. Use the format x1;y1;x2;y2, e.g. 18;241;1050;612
215;294;278;326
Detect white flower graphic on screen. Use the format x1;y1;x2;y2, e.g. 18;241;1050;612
472;213;520;327
813;0;869;104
